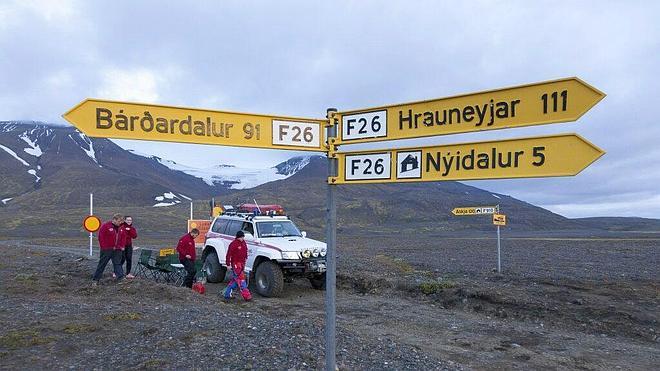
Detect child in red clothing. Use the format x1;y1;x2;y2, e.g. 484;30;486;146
223;231;251;301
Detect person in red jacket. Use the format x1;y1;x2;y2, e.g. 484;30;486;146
176;228;199;288
223;230;251;301
120;216;138;279
92;214;128;285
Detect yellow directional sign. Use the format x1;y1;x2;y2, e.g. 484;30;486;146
332;133;604;184
493;214;507;226
336;77;604;144
63;99;327;152
452;206;498;216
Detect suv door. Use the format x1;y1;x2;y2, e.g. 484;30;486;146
211;218;229;234
241;221;257;272
225;220;243;237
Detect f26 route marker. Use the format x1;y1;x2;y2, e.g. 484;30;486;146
63;99;326;152
336;77;605;144
332;133;604;184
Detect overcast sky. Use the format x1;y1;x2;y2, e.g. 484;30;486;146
1;1;659;218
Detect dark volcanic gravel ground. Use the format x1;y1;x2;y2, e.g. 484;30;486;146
1;237;659;370
341;235;659;281
0;244;457;370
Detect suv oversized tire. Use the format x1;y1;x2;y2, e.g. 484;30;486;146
204;252;226;283
254;261;284;297
309;273;326;290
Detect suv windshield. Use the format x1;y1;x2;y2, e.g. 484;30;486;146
256;221;302;238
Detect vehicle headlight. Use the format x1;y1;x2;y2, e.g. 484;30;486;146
320;248;327;257
302;249;311;259
312;249;319;258
281;251;299;260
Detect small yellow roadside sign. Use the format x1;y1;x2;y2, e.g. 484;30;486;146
63;99;327;152
82;215;101;232
336;77;604;144
452;206;498;216
159;248;176;257
493;213;507;226
332;133;604;184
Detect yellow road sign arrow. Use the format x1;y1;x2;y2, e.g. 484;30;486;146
336;77;604;144
63;99;327;152
333;133;604;184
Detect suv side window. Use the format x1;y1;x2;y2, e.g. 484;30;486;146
225;220;243;237
241;222;254;236
212;219;229;234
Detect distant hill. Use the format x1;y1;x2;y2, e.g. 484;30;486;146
2;121;658;239
0;121;217;208
575;217;660;232
0;121;316;209
221;157;589;234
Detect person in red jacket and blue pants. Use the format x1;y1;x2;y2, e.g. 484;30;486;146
92;214;128;285
176;228;199;288
120;216;138;279
224;230;251;301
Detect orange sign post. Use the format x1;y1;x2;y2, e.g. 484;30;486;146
188;219;211;247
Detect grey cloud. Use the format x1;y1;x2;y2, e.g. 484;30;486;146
1;0;659;217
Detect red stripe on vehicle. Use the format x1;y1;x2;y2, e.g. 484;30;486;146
206;233;282;252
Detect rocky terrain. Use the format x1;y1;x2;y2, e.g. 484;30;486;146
1;236;657;370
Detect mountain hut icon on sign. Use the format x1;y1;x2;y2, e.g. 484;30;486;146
400;154;419;173
396;150;422;179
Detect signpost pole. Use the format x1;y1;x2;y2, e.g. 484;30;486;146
497;225;501;273
89;193;93;257
325;108;338;371
496;204;501;273
190;202;193;220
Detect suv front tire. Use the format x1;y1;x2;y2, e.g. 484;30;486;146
254;261;284;297
204;251;226;283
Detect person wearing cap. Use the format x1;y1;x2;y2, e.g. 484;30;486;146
223;230;251;301
176;228;199;288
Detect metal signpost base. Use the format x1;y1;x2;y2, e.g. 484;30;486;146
497;225;501;273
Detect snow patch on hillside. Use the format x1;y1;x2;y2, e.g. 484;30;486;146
0;142;41;182
19;132;43;157
492;194;501;199
153;191;182;207
193;165;289;189
0;123;18;132
128;150;314;189
68;132;101;167
27;169;40;182
0;144;30;166
1;198;12;204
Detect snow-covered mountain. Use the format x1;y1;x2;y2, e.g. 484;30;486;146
0;121;318;208
127;150;319;190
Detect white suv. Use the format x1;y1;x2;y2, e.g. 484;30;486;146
202;214;327;297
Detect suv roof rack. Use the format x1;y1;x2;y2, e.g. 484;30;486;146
218;212;290;221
